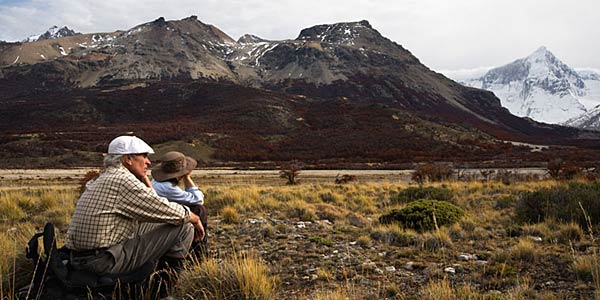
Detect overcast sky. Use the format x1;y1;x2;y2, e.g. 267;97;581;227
1;0;598;72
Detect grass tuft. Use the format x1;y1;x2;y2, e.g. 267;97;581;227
221;206;242;224
177;251;277;300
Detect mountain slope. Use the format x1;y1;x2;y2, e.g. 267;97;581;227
564;104;600;130
0;18;599;167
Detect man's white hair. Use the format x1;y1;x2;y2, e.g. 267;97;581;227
104;154;124;168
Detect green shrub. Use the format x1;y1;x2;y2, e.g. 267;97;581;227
379;200;465;232
309;236;334;247
495;195;516;210
516;181;600;228
506;224;523;237
393;186;454;204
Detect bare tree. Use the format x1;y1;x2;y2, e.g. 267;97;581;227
279;160;303;185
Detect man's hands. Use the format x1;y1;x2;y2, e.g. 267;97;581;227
189;211;205;241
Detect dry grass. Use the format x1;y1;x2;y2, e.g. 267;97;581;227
370;223;421;247
356;235;373;248
176;250;277;300
572;254;597;281
511;238;537;263
1;188;77;297
221;206;242;224
1;176;600;299
315;267;334;281
307;282;371;300
418;278;486;300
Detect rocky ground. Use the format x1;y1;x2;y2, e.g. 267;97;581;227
207;210;596;299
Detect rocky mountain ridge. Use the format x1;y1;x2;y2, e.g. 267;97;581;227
24;25;80;42
0;17;598;167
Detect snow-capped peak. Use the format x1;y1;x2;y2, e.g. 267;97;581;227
456;47;599;125
523;46;582;90
23;26;80;42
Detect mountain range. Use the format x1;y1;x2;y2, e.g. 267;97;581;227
0;17;598;168
453;47;600;130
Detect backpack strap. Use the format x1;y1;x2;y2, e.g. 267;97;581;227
25;231;44;264
23;225;52;299
42;223;69;281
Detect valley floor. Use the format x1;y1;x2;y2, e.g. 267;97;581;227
1;171;596;299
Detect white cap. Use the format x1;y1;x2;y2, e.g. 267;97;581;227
108;136;155;155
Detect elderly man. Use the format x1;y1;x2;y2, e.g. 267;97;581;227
65;135;204;275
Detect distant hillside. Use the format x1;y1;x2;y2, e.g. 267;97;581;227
0;17;599;168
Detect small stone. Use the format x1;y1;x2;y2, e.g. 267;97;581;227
385;266;396;273
457;254;470;261
358;261;377;271
458;254;477;261
375;268;384;274
544;281;555;287
444;267;456;274
403;262;414;270
530;236;543;242
248;218;266;224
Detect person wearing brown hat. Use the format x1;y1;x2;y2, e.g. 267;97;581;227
151;151;208;258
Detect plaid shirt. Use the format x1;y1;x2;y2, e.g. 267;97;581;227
65;165;190;250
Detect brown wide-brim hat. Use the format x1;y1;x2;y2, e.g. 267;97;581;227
151;151;197;182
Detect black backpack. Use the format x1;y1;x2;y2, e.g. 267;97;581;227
17;223;155;300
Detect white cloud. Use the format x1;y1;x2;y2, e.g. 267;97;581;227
1;0;599;70
438;67;493;82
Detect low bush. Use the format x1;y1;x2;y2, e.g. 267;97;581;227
379;200;465;232
411;163;454;184
334;174;356;184
494;195;516;210
516;181;600;228
547;159;582;180
393;186;454;204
